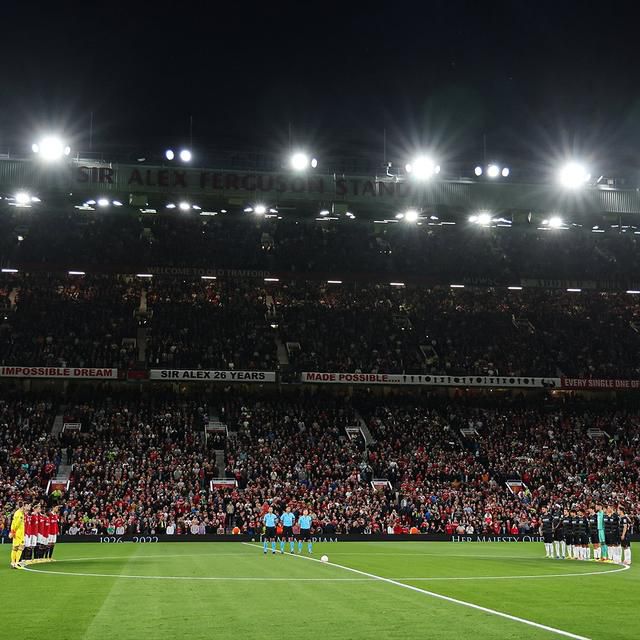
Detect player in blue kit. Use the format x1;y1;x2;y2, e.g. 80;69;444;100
263;507;278;555
280;506;296;554
297;508;313;554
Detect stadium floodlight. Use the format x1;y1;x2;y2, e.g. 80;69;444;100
253;204;267;215
389;282;405;287
17;235;24;242
311;158;318;168
405;156;440;180
477;212;492;225
32;136;71;161
1;268;18;273
112;200;123;207
327;280;343;284
501;167;510;177
166;203;176;209
548;216;564;228
179;149;192;162
178;201;191;211
290;152;311;171
165;149;175;160
559;162;590;188
474;166;483;177
508;286;523;291
15;192;31;205
136;273;153;278
97;198;110;207
68;270;85;276
626;290;640;294
450;284;465;288
487;164;500;178
404;209;419;222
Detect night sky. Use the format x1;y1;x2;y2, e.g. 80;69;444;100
1;1;639;174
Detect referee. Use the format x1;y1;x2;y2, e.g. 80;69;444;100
280;506;296;554
297;508;313;555
263;507;278;555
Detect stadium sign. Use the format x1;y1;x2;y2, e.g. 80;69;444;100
149;369;276;382
0;366;118;379
301;372;560;388
561;377;640;390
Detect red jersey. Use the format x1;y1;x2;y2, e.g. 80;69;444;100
32;513;41;536
39;514;50;537
49;513;59;535
24;513;34;536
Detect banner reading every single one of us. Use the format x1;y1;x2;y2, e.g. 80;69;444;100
561;378;640;390
300;372;561;388
149;369;276;382
0;366;118;379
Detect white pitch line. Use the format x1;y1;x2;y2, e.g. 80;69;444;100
242;543;592;640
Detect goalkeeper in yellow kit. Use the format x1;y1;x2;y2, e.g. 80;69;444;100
9;502;30;569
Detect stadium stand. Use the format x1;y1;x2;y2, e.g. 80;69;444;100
1;393;638;537
2;273;639;379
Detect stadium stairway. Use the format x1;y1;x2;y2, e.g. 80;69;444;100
353;409;376;446
50;412;65;439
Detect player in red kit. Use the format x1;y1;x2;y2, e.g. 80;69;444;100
39;510;51;562
22;506;37;564
47;506;60;560
30;503;43;562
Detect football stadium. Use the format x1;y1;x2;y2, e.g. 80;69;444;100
2;4;640;639
1;139;639;639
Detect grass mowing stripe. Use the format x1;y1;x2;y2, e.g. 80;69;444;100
242;543;591;640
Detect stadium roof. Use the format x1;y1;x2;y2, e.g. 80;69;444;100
1;157;640;223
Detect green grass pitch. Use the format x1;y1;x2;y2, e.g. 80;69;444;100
2;541;638;639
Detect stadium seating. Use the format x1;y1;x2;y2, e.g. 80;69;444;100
1;393;638;537
2;273;640;379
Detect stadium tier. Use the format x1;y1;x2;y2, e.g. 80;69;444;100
1;273;640;381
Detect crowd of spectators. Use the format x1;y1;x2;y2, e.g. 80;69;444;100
0;274;140;369
2;273;640;379
146;279;276;370
274;282;640;379
1;392;638;538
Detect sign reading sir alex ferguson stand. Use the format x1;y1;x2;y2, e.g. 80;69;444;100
149;369;276;382
301;372;560;388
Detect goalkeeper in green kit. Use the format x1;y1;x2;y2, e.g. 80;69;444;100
596;503;607;561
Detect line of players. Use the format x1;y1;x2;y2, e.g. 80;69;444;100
262;506;314;555
540;504;632;565
9;502;60;568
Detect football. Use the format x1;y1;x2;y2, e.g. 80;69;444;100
321;555;329;563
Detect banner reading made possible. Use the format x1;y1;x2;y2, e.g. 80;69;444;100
0;366;118;379
301;372;561;388
149;369;276;382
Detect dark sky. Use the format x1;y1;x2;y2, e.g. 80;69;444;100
2;1;639;173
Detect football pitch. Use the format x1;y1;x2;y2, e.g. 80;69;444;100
2;541;637;640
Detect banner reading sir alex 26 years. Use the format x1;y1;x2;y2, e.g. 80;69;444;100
149;369;276;382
